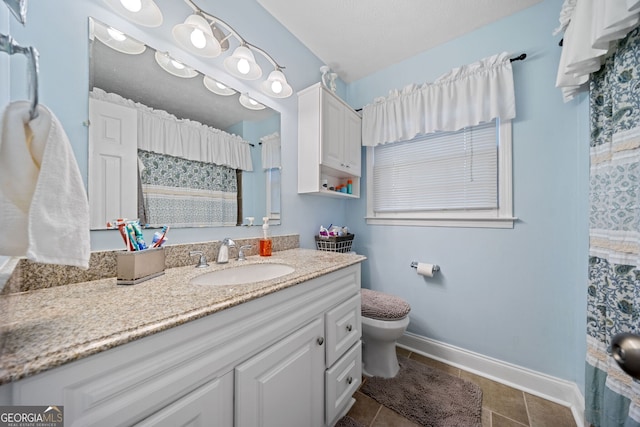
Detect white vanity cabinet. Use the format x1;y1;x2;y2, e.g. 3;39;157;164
298;83;362;198
235;318;325;427
0;264;362;427
135;373;234;427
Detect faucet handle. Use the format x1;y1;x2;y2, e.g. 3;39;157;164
189;251;209;268
238;245;253;261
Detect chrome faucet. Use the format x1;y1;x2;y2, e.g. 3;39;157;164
216;238;236;264
237;245;253;261
189;251;209;268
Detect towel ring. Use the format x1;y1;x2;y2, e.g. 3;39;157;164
0;33;40;120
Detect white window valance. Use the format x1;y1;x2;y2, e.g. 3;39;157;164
90;88;253;171
260;132;281;170
361;52;516;147
555;0;640;102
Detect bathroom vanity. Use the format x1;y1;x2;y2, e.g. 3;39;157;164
0;249;364;427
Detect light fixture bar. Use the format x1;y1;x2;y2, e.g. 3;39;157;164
182;0;285;71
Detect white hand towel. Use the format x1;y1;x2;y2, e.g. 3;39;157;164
0;101;90;268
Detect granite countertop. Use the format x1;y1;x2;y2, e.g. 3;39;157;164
0;248;365;385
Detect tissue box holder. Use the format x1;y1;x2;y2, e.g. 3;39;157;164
117;247;165;285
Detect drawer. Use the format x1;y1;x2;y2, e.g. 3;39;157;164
325;294;361;366
325;341;362;425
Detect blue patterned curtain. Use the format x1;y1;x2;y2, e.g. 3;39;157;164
138;150;238;228
586;28;640;427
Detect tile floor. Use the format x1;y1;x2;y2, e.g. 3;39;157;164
345;347;577;427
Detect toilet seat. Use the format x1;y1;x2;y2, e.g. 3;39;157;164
361;288;411;320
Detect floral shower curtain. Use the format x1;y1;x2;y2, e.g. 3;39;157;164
138;150;238;228
586;27;640;427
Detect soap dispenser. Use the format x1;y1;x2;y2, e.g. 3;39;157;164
259;217;272;257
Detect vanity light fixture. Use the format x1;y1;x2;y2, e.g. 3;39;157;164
154;51;198;78
261;68;293;98
203;75;236;96
172;13;223;58
239;93;266;110
102;0;163;27
170;0;292;98
92;19;146;55
223;44;262;80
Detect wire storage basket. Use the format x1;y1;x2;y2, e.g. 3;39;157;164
315;234;355;253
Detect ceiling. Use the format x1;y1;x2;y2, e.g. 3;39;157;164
257;0;543;82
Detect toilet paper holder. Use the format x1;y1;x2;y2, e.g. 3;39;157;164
410;261;440;273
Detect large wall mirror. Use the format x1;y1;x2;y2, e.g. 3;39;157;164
87;17;281;230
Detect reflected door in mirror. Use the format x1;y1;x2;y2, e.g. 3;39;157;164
88;98;138;228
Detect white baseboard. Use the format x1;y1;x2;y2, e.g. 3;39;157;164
398;332;585;427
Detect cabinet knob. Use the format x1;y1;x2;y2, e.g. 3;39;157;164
317;337;324;346
346;376;353;384
346;324;353;332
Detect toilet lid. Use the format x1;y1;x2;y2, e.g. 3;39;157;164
360;288;411;320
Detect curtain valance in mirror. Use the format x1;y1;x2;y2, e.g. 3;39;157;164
90;88;253;171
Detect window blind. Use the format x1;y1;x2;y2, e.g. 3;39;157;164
372;121;498;213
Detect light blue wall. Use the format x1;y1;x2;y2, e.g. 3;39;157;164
5;0;588;389
347;0;589;387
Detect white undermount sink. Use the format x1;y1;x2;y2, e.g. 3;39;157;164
190;263;295;286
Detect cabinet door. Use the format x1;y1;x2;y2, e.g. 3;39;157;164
343;110;362;177
235;318;325;427
134;372;233;427
321;92;345;171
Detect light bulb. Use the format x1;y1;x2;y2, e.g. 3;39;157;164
270;80;283;94
120;0;142;12
171;59;185;69
216;82;228;90
190;28;206;49
107;27;127;41
249;98;258;106
237;58;250;75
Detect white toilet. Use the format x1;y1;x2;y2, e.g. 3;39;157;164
360;288;411;378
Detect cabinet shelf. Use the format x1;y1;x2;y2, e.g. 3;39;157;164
315;188;360;199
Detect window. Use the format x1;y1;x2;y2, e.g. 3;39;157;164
366;119;514;228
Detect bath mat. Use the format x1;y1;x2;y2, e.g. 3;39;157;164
335;415;367;427
360;356;482;427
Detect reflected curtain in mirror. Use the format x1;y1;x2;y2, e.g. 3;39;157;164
88;88;252;228
139;150;237;227
261;132;281;221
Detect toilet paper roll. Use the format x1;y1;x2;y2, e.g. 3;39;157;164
416;262;435;277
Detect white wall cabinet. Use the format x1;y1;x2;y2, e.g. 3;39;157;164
0;265;362;427
298;83;362;198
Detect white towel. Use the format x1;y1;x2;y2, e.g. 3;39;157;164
0;101;90;268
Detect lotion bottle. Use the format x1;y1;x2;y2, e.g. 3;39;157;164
259;217;272;256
